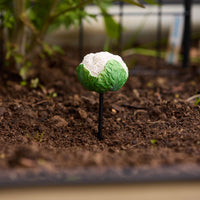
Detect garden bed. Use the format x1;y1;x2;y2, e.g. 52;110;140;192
0;51;200;185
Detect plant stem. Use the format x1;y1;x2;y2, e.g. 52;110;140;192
38;0;93;42
39;0;59;40
13;0;26;49
51;0;94;20
98;93;104;140
27;0;94;58
13;0;26;70
27;0;59;55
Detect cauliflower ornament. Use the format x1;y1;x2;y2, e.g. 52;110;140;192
76;52;128;93
76;52;129;140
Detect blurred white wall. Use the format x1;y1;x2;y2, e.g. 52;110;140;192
45;4;200;48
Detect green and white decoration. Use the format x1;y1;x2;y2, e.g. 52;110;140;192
76;52;129;140
76;52;129;93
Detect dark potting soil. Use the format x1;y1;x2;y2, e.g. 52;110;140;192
0;52;200;174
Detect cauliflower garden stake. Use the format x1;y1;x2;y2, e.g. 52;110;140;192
76;52;129;140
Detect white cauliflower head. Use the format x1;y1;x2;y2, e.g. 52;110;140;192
76;51;129;93
82;52;128;77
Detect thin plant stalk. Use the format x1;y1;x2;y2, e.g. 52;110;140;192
13;0;26;69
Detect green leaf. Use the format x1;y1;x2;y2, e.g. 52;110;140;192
52;45;65;54
76;64;97;92
51;92;58;98
150;139;157;145
194;96;200;106
15;54;23;64
20;67;29;80
28;0;53;30
30;77;40;88
96;60;128;92
120;0;158;7
20;80;27;86
19;61;32;80
43;43;53;56
26;61;32;68
0;0;11;9
143;0;157;5
120;0;145;8
100;7;120;39
5;51;11;60
3;11;15;29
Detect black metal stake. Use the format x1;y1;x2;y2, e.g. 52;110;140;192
0;12;4;69
78;11;84;62
98;93;104;140
182;0;192;68
156;0;162;69
118;1;124;56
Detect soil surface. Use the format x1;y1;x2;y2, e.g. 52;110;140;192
0;51;200;173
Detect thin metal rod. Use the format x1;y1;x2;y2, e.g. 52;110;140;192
118;1;124;56
96;12;184;17
98;93;104;140
156;0;162;69
78;12;84;62
0;12;4;69
182;0;192;68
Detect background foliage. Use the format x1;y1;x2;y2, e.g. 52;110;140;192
0;0;154;79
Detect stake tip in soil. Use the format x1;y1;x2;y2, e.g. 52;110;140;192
98;93;104;140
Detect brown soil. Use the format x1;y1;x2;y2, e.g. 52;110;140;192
0;52;200;174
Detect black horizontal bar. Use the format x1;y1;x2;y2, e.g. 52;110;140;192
107;0;200;5
94;12;185;17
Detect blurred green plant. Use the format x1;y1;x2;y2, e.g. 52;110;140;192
150;139;157;145
26;131;44;142
194;95;200;106
0;0;155;79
